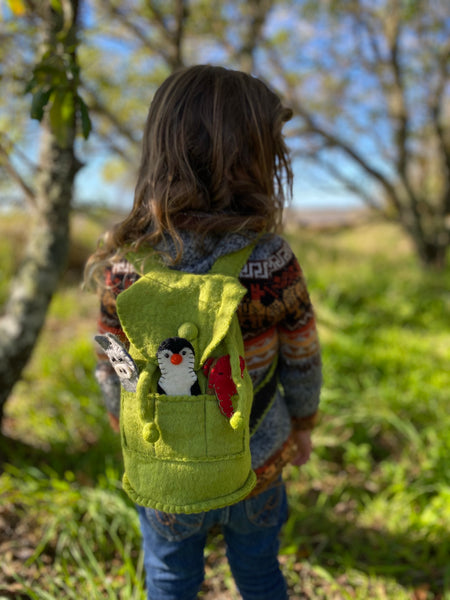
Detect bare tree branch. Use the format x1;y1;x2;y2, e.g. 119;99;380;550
0;142;36;206
383;6;410;178
353;5;416;205
96;0;172;64
234;0;274;73
171;0;188;70
429;41;450;215
81;81;140;146
294;148;384;212
289;97;401;209
97;0;187;70
141;0;188;68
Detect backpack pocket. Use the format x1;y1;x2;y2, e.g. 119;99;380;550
121;390;256;513
122;392;246;461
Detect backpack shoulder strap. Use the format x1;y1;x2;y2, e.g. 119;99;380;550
124;247;160;275
209;240;257;278
124;236;259;278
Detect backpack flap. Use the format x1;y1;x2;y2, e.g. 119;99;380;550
117;264;245;358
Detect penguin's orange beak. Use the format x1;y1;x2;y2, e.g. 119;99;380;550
170;353;183;365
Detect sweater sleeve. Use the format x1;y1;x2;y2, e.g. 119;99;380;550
95;260;139;417
237;235;322;429
277;256;322;429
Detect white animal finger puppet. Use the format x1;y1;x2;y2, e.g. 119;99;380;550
156;337;201;396
95;332;139;393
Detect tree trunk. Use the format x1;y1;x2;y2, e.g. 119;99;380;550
0;129;78;429
416;238;448;271
0;2;80;431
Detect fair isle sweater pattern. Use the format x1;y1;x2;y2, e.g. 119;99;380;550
95;232;322;471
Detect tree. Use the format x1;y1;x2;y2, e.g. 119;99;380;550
0;0;87;428
77;0;450;268
263;0;450;268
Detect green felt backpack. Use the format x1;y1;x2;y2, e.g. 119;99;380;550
115;244;258;513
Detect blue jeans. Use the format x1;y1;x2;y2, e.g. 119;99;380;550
137;478;289;600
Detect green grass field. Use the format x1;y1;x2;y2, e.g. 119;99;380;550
1;210;449;599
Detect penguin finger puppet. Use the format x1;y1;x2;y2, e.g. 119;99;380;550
156;337;201;396
95;333;139;393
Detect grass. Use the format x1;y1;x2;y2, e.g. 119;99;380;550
1;209;449;599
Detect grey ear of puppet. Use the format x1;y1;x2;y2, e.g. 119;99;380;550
94;333;139;393
94;334;112;351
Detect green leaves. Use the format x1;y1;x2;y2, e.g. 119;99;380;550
29;84;92;147
48;89;75;146
30;87;53;121
77;95;92;139
27;51;92;147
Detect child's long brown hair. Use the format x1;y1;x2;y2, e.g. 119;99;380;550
86;65;293;285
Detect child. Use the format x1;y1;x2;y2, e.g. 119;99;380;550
86;65;321;600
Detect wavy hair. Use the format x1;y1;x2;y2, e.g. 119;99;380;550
86;65;293;285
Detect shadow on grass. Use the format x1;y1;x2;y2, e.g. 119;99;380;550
0;426;122;485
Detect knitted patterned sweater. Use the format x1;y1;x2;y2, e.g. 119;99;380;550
95;231;322;491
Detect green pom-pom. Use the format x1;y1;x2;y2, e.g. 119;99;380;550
143;422;160;444
230;411;244;431
178;322;198;341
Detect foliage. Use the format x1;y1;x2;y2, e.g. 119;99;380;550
25;1;92;147
1;212;449;598
27;51;91;145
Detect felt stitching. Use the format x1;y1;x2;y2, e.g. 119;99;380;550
123;470;257;514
